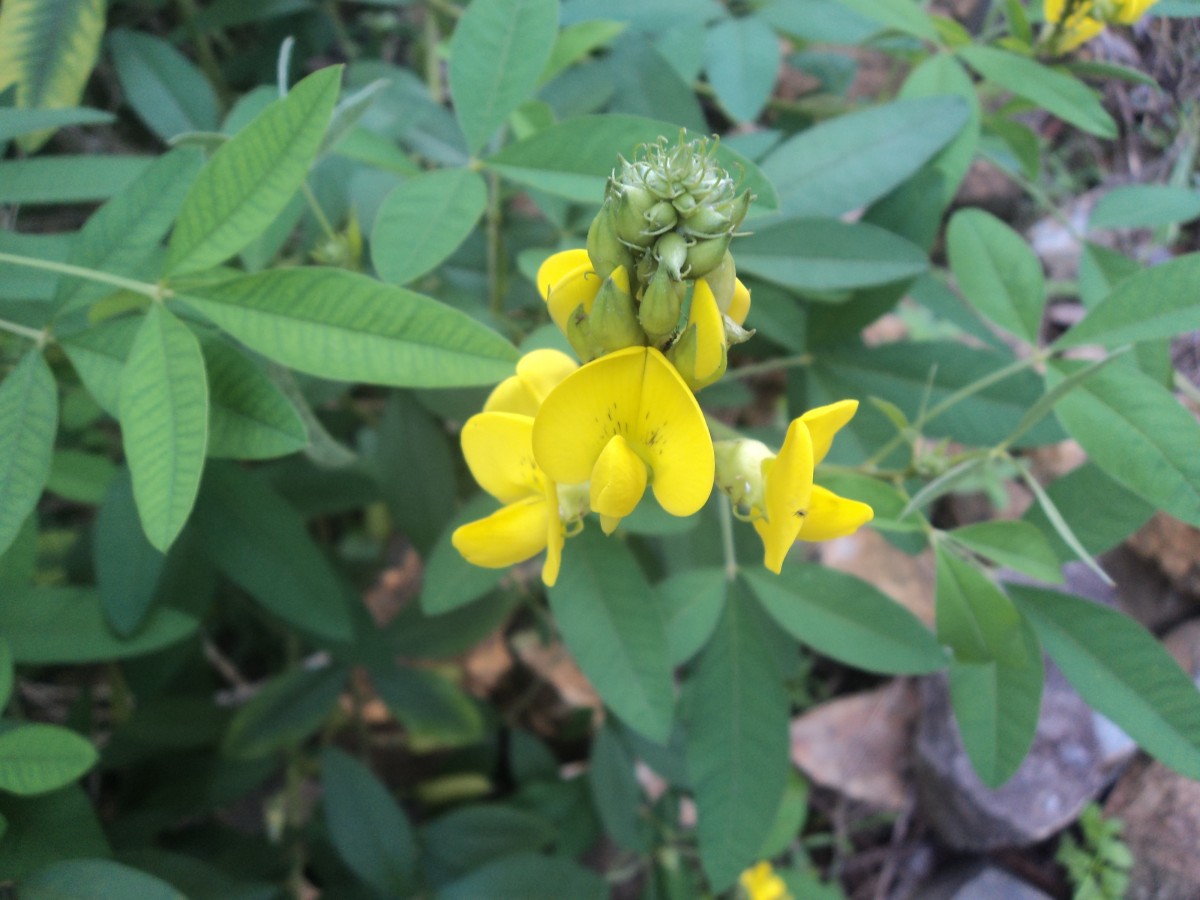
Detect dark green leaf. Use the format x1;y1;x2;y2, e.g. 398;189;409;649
95;468;165;636
181;267;518;388
0;106;112;143
46;450;117;504
223;666;346;758
21;859;183;899
588;722;648;851
109;29;219;141
320;746;418;895
0;787;109;882
440;853;607;900
948;520;1063;584
370;666;485;750
1011;584;1200;780
703;15;780;122
0;351;56;557
422;805;557;882
201;337;307;460
658;568;726;666
0;156;152;205
1020;463;1154;562
548;530;675;743
420;494;508;615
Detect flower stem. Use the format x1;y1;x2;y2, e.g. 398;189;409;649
486;170;505;316
728;353;812;380
717;495;738;583
0;250;165;300
0;317;48;345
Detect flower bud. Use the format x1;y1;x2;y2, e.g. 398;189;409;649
684;232;732;280
644;200;678;236
702;251;737;314
614;185;658;248
713;438;772;513
679;204;729;239
655;232;690;281
667;322;727;391
638;267;684;344
589;266;644;355
587;202;635;281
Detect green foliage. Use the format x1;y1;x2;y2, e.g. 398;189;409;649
1056;804;1133;900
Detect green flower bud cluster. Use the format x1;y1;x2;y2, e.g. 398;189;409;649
581;132;754;355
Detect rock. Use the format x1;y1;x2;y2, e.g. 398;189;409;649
1104;757;1200;900
912;863;1055;900
915;667;1107;850
1129;513;1200;602
789;680;918;812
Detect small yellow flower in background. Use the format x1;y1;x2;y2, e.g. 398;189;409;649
715;400;874;573
532;346;714;535
452;350;583;587
1042;0;1159;53
738;861;793;900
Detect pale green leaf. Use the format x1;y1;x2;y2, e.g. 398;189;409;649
201;337;307;459
0;351;56;558
948;520;1062;584
834;0;939;40
735;217;928;294
46;450;116;504
1090;185;1200;230
686;579;789;891
958;46;1116;138
745;565;946;673
0;156;152;205
1056;254;1200;348
946;208;1045;343
118;305;209;552
1010;584;1200;780
0;725;97;796
548;529;675;743
760;96;970;217
703;16;780;122
181;267;518;388
448;0;560;155
371;168;488;285
0;0;106;151
539;19;626;85
0;106;112;142
166;65;342;275
0;586;199;663
109;28;220;141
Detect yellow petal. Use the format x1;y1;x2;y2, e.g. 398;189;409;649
546;266;602;333
461;412;541;503
484;348;578;416
1044;0;1067;22
589;434;648;528
800;400;858;466
452;496;548;569
729;277;751;327
536;249;591;300
799;484;874;541
533;347;714;517
758;418;814;573
687;278;726;383
541;481;564;586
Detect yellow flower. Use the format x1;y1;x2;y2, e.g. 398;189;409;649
532;346;714;534
453;350;582;587
739;862;792;900
715;401;874;573
1043;0;1158;51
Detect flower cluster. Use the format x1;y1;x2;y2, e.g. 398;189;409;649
1042;0;1158;53
452;135;873;585
738;862;793;900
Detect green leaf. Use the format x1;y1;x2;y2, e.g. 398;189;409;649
54;148;203;314
46;450;116;504
0;0;106;152
439;853;608;900
745;565;946;674
0;157;154;211
0;787;109;882
946;208;1045;343
0;638;11;709
539;19;626;85
686;579;790;891
947;520;1063;584
118;305;209;552
201;337;307;460
94;469;165;637
735;217;928;294
0;586;198;663
1047;359;1200;527
191;463;354;642
485;114;778;209
758;771;809;859
109;29;220;142
180;268;518;387
1078;241;1140;310
420;495;508;615
21;859;184;900
1056;254;1200;348
448;0;559;155
936;548;1043;787
548;529;675;743
588;722;648;851
834;0;940;40
422;805;557;881
1090;185;1200;230
371;168;488;286
658;568;726;666
1010;584;1200;780
703;15;780;122
606;33;706;132
760;96;970;217
0;724;97;796
958;46;1116;138
166;66;341;275
223;665;346;758
0;106;112;143
320;746;418;896
371;666;485;750
1021;463;1154;562
0;351;56;558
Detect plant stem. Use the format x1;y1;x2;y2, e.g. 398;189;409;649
301;180;338;242
423;3;444;103
729;353;812;380
486;170;505;316
717;495;738;582
0;317;48;345
0;250;165;300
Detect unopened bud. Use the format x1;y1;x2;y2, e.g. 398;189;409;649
587;202;634;280
713;438;772;512
703;251;737;314
638;267;684;344
614;185;657;248
566;304;602;362
589;267;644;355
644;200;678;236
667;323;727;391
655;232;689;281
683;232;731;280
679;204;729;239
